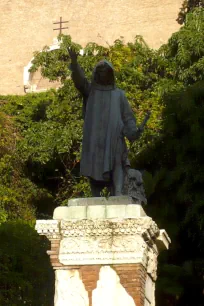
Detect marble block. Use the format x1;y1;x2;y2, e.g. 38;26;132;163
67;196;135;206
92;266;136;306
54;270;89;306
53;196;146;220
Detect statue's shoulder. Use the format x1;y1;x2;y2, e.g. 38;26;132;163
115;87;123;92
114;88;126;108
113;88;126;105
115;87;125;97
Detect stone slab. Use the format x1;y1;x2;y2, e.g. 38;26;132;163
53;204;146;220
87;205;106;219
92;266;136;306
54;270;89;306
156;229;171;250
68;196;136;206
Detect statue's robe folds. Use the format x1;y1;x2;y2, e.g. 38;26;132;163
70;61;139;182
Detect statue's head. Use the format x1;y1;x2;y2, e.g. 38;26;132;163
93;60;115;86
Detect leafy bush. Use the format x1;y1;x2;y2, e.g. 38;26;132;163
0;221;54;306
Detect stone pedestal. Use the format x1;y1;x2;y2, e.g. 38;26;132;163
35;196;170;306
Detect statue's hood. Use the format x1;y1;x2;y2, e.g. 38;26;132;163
92;60;115;88
94;59;114;70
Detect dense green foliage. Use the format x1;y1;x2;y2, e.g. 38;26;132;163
0;221;54;306
0;8;204;306
0;110;36;223
177;0;204;24
143;82;204;306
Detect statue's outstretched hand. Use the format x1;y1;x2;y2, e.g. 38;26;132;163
67;47;78;64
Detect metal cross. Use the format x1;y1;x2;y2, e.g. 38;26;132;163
53;17;69;35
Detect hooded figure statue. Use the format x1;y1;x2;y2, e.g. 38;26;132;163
68;49;142;196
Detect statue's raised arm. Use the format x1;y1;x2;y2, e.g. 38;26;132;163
68;48;91;97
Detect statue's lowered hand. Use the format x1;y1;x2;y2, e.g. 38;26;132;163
139;110;151;130
137;110;151;134
133;110;151;139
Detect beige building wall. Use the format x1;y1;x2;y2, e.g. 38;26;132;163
0;0;183;95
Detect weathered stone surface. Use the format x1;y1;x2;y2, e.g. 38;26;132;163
144;299;151;306
35;219;60;239
156;229;171;250
53;204;146;220
86;205;106;219
53;196;146;220
36;216;165;281
68;196;135;206
59;234;147;265
54;206;87;220
51;264;146;306
0;0;183;95
92;266;136;306
145;275;155;305
54;269;89;306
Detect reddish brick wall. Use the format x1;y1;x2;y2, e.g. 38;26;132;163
79;264;146;306
48;239;146;306
80;265;101;305
47;239;63;268
114;264;146;306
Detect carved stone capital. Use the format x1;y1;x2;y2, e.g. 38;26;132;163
60;217;159;240
35;220;61;239
55;218;159;279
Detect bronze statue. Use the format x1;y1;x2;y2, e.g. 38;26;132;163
68;48;148;197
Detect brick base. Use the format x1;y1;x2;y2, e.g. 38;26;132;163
80;264;146;306
48;239;146;306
